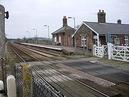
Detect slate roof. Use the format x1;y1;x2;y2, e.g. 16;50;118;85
83;21;129;34
52;26;75;34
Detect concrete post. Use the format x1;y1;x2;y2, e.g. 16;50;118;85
97;34;100;46
108;43;113;60
0;80;4;97
102;45;104;58
7;75;16;97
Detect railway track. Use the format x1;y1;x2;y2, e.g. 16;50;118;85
9;43;124;97
9;43;37;62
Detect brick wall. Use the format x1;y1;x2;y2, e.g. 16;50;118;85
87;31;93;50
76;34;81;47
53;32;73;47
63;33;73;47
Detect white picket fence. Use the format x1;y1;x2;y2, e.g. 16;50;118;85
93;43;129;62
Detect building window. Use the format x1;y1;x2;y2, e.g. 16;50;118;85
125;35;129;46
114;35;120;45
93;35;98;45
54;36;57;42
81;36;86;47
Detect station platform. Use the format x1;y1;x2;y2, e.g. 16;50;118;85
21;43;91;55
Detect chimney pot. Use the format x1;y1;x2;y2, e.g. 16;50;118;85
117;19;122;24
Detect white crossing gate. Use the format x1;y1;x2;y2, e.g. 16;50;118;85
93;45;107;58
112;45;129;62
103;45;108;55
93;43;129;62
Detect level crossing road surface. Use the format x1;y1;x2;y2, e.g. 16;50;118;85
62;60;129;83
17;58;129;97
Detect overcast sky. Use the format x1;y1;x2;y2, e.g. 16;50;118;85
0;0;129;39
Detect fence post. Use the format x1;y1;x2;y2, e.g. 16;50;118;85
7;75;16;97
93;45;96;56
102;45;104;58
22;64;32;97
124;46;126;61
107;43;113;60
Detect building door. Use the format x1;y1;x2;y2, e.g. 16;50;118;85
54;36;57;42
59;35;61;43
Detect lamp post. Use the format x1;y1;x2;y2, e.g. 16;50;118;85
68;17;76;28
44;25;50;39
68;17;76;47
32;28;38;43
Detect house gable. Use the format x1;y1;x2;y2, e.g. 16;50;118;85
73;22;98;38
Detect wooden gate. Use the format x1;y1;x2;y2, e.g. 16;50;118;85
112;46;129;62
93;45;107;58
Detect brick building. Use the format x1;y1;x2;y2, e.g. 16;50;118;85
52;16;75;46
73;10;129;50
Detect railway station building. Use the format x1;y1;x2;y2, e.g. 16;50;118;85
52;16;75;47
72;10;129;50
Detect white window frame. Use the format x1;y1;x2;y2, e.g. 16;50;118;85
81;36;87;47
125;35;129;46
114;35;120;45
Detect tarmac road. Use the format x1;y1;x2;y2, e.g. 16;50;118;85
63;60;129;83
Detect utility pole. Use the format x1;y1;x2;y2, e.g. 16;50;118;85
44;25;50;39
32;28;38;44
44;25;50;44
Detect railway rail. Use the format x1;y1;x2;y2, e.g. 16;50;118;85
8;43;127;97
10;43;67;97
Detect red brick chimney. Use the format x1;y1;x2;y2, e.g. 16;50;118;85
63;16;67;27
97;10;106;23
